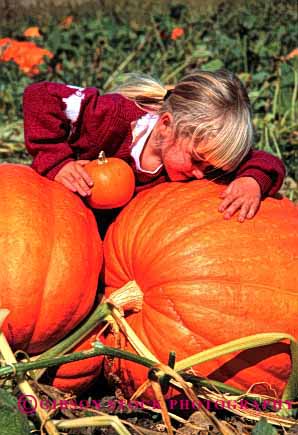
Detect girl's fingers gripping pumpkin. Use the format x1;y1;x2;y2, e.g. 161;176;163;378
246;199;261;219
54;160;93;196
71;162;94;196
222;198;244;220
60;173;88;196
71;179;91;196
219;177;261;221
75;160;94;187
238;202;252;223
59;175;77;193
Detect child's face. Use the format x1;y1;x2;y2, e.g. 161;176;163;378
155;113;215;181
161;135;215;181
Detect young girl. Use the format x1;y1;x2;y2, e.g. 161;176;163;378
23;70;285;223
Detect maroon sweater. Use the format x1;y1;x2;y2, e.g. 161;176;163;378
23;82;286;196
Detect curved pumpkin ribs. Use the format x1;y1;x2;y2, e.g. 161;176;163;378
0;164;103;388
102;180;298;400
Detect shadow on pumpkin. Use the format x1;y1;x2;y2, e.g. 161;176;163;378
207;341;290;396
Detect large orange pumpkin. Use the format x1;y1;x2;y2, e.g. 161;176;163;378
102;180;298;398
0;164;102;354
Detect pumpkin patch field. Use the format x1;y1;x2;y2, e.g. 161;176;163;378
0;168;298;434
0;1;298;435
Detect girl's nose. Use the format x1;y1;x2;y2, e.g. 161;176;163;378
192;168;204;179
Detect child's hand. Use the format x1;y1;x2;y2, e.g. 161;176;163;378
218;177;261;222
54;160;94;196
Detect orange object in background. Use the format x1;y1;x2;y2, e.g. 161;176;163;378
23;26;41;38
0;37;53;75
286;48;298;60
171;27;184;40
60;15;74;28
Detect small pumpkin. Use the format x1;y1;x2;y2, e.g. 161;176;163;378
85;151;135;209
0;164;102;354
102;180;298;398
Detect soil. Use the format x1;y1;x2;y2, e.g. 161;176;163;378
21;378;294;435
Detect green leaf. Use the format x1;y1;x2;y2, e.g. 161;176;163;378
192;45;212;58
253;71;270;83
201;59;224;71
242;13;257;30
251;417;278;435
0;389;31;435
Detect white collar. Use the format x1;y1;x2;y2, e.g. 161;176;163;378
130;113;162;174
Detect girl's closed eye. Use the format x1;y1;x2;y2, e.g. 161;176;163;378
202;164;217;175
190;152;216;175
190;153;224;181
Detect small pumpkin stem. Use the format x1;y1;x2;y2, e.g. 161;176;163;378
105;280;143;315
98;150;108;164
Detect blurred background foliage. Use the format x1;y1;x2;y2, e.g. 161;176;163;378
0;0;297;199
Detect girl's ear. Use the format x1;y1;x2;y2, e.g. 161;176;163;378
157;112;174;136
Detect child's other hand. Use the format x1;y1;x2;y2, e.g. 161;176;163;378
218;177;261;222
54;160;94;196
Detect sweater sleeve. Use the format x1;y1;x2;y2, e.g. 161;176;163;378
234;149;286;197
23;82;81;180
23;83;144;180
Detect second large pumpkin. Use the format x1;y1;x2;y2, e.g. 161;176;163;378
103;180;298;398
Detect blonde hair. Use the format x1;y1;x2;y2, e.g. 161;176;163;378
113;70;254;172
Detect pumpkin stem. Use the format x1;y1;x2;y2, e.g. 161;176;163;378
105;280;143;315
105;282;158;361
0;344;156;378
98;150;108;164
110;306;158;362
